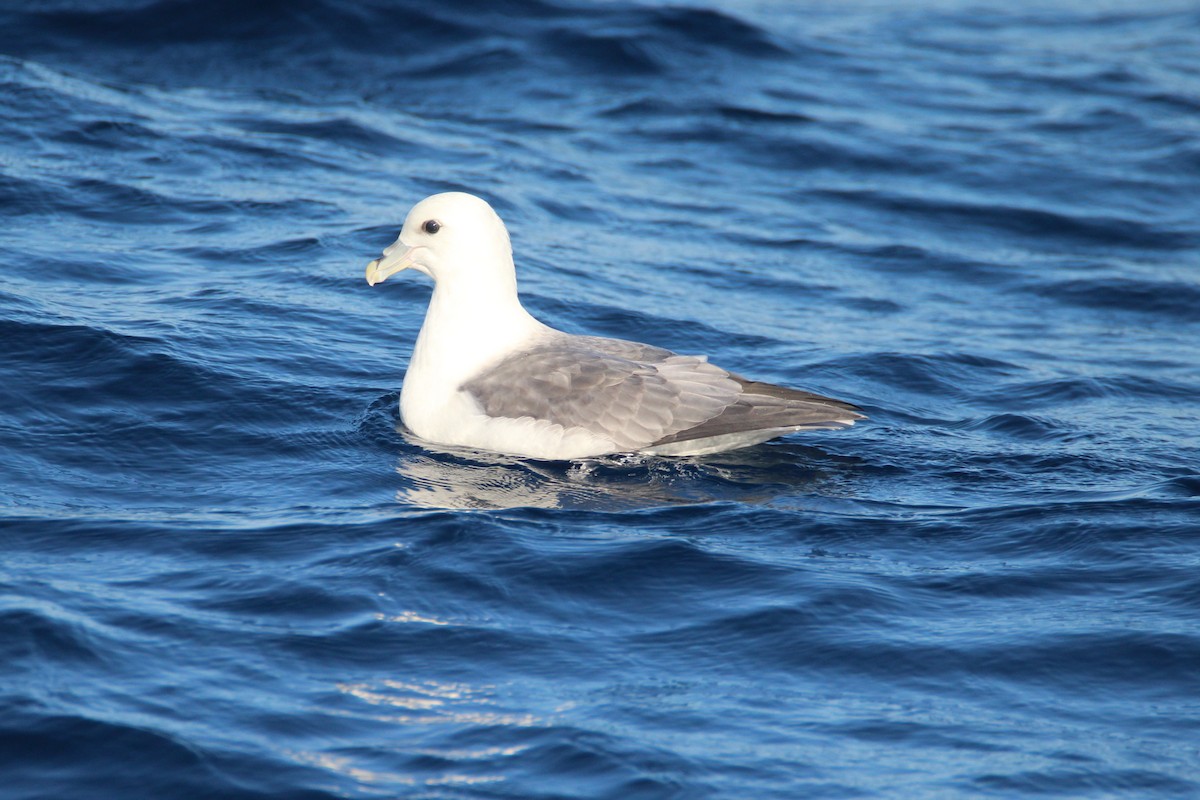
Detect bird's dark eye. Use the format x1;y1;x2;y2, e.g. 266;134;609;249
422;219;441;235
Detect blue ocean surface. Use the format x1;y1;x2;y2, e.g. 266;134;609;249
2;0;1199;797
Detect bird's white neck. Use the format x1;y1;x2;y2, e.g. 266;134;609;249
405;271;546;393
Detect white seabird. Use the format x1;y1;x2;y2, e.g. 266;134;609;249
365;192;864;460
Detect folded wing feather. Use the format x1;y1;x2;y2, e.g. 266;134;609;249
460;333;863;453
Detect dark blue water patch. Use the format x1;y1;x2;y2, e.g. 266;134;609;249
1;0;445;51
841;351;1023;406
1022;276;1200;322
187;571;380;625
376;42;533;86
1144;142;1200;180
633;5;789;58
27;177;339;227
174;236;327;267
837;295;903;315
535;5;787;77
0;319;227;411
0;0;794;95
595;95;688;121
61;178;208;225
619;114;915;177
221;116;416;158
0;314;386;511
480;536;803;620
0;172;61;217
943;497;1200;548
982;373;1198;411
973;767;1198;797
956;412;1069;441
1159;476;1200;499
716;104;818;127
187;130;341;172
822;241;1018;289
540;29;662;77
675;260;840;298
814;188;1196;252
0;604;107;669
637;598;1200;699
0;59;115;122
0;701;340;800
533;5;793;76
50;118;162;151
530;196;621;227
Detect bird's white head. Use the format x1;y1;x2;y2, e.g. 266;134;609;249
365;192;514;288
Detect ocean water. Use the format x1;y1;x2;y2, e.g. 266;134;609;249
2;0;1199;797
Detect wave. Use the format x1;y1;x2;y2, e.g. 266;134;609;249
1025;276;1200;321
0;701;341;799
3;0;788;84
815;188;1195;252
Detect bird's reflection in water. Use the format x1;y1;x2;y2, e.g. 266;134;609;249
392;428;859;511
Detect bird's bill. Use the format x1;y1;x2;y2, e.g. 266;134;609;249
365;243;420;286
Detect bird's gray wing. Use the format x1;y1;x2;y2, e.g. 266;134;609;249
646;377;865;448
563;335;677;364
460;340;739;451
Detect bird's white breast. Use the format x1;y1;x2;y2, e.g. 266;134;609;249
397;281;618;458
